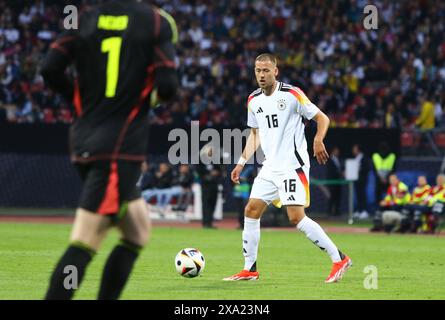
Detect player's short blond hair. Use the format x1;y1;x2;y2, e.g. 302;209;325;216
255;53;277;66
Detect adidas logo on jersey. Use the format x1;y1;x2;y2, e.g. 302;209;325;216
287;195;295;201
256;107;263;113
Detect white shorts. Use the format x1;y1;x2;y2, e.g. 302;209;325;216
249;165;310;207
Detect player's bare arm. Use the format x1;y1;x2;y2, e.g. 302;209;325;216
312;111;330;165
231;128;260;184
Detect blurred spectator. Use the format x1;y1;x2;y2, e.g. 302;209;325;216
141;162;195;212
352;144;370;219
415;93;438;154
153;162;174;209
371;174;410;232
403;175;431;233
326;146;343;216
196;143;224;229
138;161;156;191
372;142;396;208
415;94;435;130
172;164;195;211
37;22;55;42
384;104;401;128
420;174;445;233
141;162;173;209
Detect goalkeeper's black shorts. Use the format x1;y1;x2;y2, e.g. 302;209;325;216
75;160;141;218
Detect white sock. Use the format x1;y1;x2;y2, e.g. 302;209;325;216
296;216;342;263
242;217;260;271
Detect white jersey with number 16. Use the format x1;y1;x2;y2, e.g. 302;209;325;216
247;81;320;172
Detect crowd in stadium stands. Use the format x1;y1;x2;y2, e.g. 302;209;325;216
138;161;195;211
1;0;445;129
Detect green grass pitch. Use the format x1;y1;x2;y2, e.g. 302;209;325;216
0;222;444;300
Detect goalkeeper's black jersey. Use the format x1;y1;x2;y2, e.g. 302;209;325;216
42;0;177;162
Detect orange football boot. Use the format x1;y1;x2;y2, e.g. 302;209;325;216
325;256;352;283
223;270;259;281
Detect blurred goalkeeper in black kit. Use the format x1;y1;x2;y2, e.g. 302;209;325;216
41;0;178;299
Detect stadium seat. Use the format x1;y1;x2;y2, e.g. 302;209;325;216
400;131;414;147
434;132;445;148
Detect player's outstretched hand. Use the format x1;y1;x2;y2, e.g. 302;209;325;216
313;139;329;165
231;164;244;184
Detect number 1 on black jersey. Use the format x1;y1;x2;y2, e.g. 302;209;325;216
101;37;122;98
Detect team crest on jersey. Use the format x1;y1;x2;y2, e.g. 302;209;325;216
277;99;286;111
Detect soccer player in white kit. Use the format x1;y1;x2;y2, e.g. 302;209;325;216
223;54;352;283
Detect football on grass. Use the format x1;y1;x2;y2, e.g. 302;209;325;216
175;248;205;278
